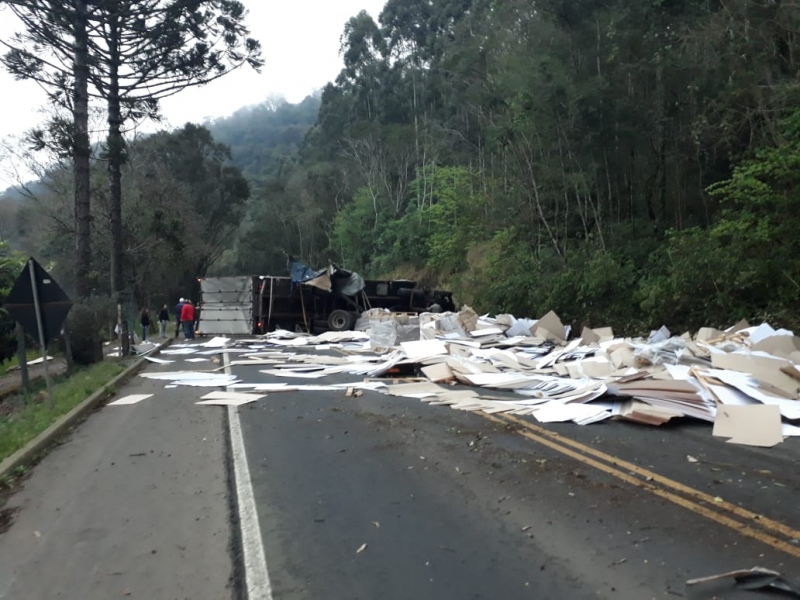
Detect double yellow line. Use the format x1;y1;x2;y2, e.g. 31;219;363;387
480;412;800;558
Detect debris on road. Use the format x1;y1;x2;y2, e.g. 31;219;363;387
686;566;800;596
145;356;174;364
108;394;154;406
134;313;800;446
196;391;265;406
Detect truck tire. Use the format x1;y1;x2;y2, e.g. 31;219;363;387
327;309;354;331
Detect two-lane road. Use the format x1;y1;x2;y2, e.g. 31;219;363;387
2;343;799;600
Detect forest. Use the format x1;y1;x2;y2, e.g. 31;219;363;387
3;0;800;339
236;0;800;333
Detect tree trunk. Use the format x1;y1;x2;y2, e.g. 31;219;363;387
73;0;92;299
106;11;129;355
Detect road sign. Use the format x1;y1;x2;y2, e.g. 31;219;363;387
4;258;72;347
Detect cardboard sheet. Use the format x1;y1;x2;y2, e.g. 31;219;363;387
108;394;153;406
196;397;260;406
421;362;454;383
704;369;800;420
580;327;600;344
401;339;448;360
531;401;610;424
711;352;798;397
201;391;266;402
174;378;241;387
202;336;232;347
145;356;174;364
712;404;783;447
259;369;336;379
536;311;566;341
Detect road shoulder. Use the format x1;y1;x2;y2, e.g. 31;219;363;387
0;359;234;600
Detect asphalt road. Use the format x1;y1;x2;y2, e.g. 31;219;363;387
1;344;800;600
0;358;235;600
229;359;800;600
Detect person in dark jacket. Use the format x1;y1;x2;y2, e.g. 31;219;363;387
180;300;196;340
174;298;185;338
140;308;151;341
158;304;169;338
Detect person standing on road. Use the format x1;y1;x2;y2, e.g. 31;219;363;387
180;300;196;340
140;308;151;341
158;304;169;338
174;298;185;338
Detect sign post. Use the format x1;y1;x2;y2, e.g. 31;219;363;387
28;259;53;406
3;257;72;409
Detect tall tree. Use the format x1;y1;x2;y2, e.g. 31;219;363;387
85;0;261;298
3;0;262;351
85;0;261;350
1;0;94;299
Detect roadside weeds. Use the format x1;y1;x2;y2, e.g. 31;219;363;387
0;349;39;377
0;361;126;466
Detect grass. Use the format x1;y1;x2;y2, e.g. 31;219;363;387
0;361;125;464
0;349;41;377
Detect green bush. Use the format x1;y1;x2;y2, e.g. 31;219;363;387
67;302;104;365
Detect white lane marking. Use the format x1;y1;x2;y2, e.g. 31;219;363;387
224;351;274;600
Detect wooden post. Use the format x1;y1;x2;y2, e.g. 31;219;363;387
15;321;29;398
62;317;74;373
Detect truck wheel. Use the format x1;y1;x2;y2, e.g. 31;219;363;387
327;309;354;331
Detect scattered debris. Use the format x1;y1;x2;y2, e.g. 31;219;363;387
131;311;800;447
257;311;800;445
686;567;800;597
712;405;783;447
145;356;174;364
108;394;153;406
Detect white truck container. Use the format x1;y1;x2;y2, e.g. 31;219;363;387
197;276;255;335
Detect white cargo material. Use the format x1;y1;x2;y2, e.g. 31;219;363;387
198;277;253;335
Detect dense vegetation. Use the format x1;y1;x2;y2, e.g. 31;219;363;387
205;95;322;274
1;123;250;311
3;0;800;337
207;95;321;180
227;0;800;333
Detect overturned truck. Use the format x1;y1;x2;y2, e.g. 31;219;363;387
197;261;454;335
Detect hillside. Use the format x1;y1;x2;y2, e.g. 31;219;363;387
205;94;321;181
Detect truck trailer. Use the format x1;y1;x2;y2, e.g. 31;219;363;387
196;262;454;336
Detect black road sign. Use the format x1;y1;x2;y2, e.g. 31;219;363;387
4;258;72;346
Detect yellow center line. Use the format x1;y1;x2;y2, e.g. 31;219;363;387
495;412;800;542
479;413;800;559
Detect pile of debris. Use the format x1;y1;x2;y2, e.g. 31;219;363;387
247;307;800;448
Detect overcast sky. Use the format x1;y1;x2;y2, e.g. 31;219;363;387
0;0;386;184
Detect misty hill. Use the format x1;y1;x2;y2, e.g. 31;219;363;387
0;181;49;205
205;94;321;181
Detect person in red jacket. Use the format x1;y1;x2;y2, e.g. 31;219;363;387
180;300;196;340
